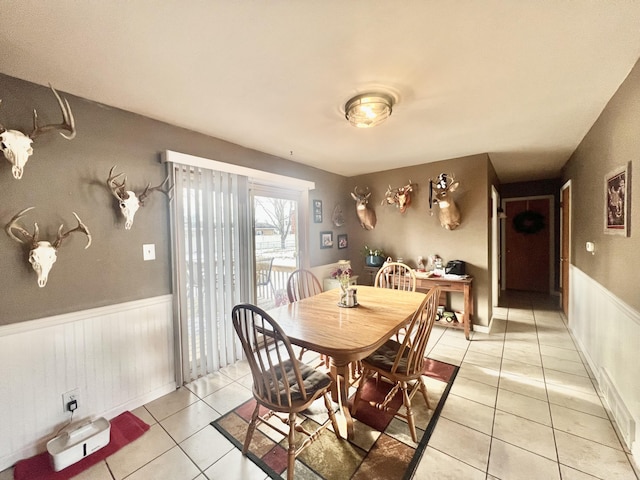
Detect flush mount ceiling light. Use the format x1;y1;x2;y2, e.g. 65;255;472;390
345;93;393;128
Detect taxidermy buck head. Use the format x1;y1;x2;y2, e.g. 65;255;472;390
351;186;377;230
107;165;173;230
382;181;414;214
0;84;76;179
5;207;92;287
430;173;461;230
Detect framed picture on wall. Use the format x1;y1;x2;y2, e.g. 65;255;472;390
313;200;323;223
337;234;348;249
604;163;630;236
320;231;333;249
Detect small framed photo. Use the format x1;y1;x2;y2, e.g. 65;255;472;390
320;231;333;249
337;234;348;249
313;200;323;223
604;163;630;236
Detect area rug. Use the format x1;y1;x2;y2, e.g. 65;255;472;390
211;358;458;480
13;411;150;480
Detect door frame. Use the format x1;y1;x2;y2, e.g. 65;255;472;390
491;186;500;305
501;195;555;293
560;180;572;315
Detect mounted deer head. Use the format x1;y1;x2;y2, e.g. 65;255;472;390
5;207;92;287
107;165;173;230
382;181;415;214
351;186;377;230
429;173;461;230
0;84;76;179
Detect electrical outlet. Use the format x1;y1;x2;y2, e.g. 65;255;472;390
143;243;156;261
62;388;80;413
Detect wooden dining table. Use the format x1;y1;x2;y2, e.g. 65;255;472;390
267;285;427;439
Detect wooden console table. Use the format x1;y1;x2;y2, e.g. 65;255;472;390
415;276;473;340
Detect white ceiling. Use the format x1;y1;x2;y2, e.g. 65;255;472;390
1;1;640;183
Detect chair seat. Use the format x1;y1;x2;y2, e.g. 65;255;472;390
265;359;333;405
363;339;412;375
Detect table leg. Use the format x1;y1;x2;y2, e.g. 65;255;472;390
330;359;355;440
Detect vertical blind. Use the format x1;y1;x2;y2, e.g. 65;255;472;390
169;164;251;383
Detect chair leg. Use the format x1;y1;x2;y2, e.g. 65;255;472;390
323;392;342;439
419;377;430;409
401;382;418;443
351;367;371;415
243;402;260;455
287;411;296;480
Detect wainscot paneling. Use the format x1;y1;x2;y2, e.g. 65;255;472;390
0;295;175;471
569;266;639;458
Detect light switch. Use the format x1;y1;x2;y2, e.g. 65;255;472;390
143;244;156;261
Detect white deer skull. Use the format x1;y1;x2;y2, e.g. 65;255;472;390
107;165;173;230
0;85;76;179
5;207;92;287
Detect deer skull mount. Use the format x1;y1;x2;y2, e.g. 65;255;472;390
107;165;173;230
350;186;377;230
429;173;461;230
0;84;76;179
382;181;415;213
5;207;92;287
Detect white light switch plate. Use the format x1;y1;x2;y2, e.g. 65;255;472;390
143;244;156;261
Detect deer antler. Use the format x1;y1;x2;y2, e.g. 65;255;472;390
138;175;173;205
5;207;38;246
53;212;92;249
107;165;128;201
30;84;76;140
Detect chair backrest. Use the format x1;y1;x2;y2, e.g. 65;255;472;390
373;262;417;291
287;269;322;303
256;257;274;287
232;303;308;408
391;286;440;377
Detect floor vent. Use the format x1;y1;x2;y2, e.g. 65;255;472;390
600;367;635;448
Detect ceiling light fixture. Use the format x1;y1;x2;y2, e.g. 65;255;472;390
345;93;393;128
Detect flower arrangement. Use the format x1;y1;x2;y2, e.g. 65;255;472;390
361;245;385;257
331;266;353;290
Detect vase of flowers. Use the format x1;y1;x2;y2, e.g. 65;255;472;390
362;245;385;267
331;265;353;306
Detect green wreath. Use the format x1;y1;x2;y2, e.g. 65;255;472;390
513;210;545;234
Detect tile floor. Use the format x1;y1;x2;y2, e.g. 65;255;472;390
1;291;638;479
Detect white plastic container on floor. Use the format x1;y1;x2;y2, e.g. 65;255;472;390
47;417;111;471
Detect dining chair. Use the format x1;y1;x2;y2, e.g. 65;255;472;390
373;261;417;291
286;269;330;367
351;286;440;443
255;257;275;296
231;303;341;480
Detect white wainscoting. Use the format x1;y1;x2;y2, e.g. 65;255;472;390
0;295;175;471
569;266;639;458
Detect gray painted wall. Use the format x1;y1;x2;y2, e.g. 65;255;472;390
0;74;347;325
563;57;640;312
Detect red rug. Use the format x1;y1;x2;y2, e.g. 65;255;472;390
13;411;150;480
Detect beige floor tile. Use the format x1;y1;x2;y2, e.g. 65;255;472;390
144;386;199;422
542;355;589;377
438;329;472;349
414;447;486;480
456;362;500;388
160;400;220;444
125;445;200;480
204;447;270;480
106;423;175;480
465;336;504;358
488;438;560;480
502;344;543;366
69;461;113;480
543;369;597;396
500;357;545;382
492;410;557;460
498;372;548;401
0;468;12;480
185;371;234;398
440;394;496;435
429;417;491;471
462;350;502;371
555;430;637;479
550;404;623;450
496;388;551;426
546;383;607;418
219;360;252;380
539;343;581;361
428;343;466;366
559;464;605;479
203;382;253;415
131;405;156;426
180;425;236;471
538;333;576;350
449;375;497;408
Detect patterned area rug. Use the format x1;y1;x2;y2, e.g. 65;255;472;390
211;358;458;480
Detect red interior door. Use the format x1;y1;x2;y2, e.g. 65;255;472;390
505;198;550;293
